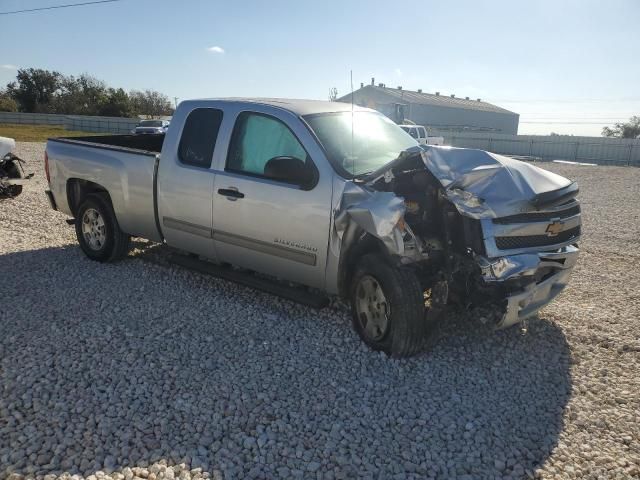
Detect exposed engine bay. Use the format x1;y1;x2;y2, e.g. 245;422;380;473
335;146;581;329
0;137;33;198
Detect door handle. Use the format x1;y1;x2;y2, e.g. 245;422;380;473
217;188;245;199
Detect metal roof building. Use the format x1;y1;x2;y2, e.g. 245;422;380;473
338;81;519;134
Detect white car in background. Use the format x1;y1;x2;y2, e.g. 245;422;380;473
132;119;170;135
400;124;444;146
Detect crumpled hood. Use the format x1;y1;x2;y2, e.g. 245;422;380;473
420;146;574;219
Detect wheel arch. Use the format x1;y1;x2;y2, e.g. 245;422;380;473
66;179;114;218
337;232;391;299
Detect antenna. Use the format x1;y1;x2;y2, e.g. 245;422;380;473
350;70;354;175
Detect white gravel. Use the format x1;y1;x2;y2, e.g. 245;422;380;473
0;142;638;480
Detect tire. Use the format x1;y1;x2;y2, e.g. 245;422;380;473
2;185;22;197
75;194;130;262
350;254;430;357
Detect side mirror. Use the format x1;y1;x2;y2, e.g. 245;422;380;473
264;156;315;188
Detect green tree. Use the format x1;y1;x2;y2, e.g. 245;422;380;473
98;88;133;117
6;68;61;112
51;74;108;115
0;91;18;112
602;116;640;139
130;89;173;118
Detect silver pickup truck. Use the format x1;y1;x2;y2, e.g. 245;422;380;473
45;98;581;356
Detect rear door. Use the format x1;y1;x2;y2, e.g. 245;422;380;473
211;105;333;289
156;107;223;259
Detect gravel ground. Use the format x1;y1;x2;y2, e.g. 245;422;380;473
0;142;638;480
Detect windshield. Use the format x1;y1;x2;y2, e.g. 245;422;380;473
139;120;163;127
304;111;418;177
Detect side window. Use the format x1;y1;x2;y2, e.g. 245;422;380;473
178;108;223;168
408;128;418;139
226;112;308;176
418;127;426;139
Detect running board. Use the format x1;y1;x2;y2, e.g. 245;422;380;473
168;253;329;309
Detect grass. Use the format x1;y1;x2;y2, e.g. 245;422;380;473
0;123;101;142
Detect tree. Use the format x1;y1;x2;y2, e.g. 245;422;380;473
98;88;133;117
129;89;173;118
6;68;61;112
3;68;173;118
328;87;338;102
0;90;18;112
602;116;640;139
51;74;108;115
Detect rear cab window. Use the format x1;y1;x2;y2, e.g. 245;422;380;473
178;108;223;168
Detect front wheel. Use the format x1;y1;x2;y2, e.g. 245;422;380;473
75;194;130;262
350;254;432;357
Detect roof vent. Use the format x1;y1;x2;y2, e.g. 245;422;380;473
435;92;440;96
397;86;402;90
371;77;375;86
360;82;364;88
450;94;455;98
465;96;470;100
417;88;422;93
477;98;481;102
378;83;384;87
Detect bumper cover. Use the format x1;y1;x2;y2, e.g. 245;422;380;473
477;245;579;329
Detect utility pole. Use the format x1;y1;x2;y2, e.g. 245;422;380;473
173;97;179;109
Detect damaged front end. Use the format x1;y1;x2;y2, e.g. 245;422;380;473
0;137;33;199
334;145;581;329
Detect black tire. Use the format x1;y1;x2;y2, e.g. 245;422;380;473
2;185;22;197
75;194;130;262
350;254;429;357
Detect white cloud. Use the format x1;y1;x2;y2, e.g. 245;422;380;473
207;46;225;54
1;64;18;70
394;68;403;77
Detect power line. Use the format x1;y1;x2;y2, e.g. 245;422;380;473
0;0;123;15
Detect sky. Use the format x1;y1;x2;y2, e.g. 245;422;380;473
1;0;639;136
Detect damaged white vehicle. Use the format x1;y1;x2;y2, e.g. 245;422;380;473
1;136;33;198
44;99;580;357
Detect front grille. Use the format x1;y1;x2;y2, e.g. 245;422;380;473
495;226;581;250
493;204;580;224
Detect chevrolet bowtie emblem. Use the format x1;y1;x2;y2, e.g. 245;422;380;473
545;220;564;237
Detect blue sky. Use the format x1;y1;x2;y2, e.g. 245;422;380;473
1;0;638;135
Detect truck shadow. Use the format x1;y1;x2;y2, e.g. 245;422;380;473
0;245;572;479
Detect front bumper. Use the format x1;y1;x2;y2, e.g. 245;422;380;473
476;245;579;329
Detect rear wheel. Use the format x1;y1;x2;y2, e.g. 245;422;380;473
350;254;432;357
75;194;130;262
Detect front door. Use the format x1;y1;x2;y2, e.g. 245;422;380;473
211;110;332;289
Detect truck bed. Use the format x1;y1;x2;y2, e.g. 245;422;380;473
46;134;164;242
